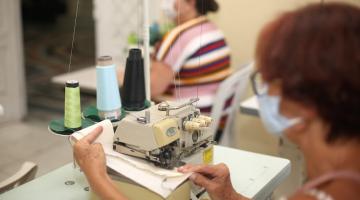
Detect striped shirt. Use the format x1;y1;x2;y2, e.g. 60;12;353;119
155;16;231;113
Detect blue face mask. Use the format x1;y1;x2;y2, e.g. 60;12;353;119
257;88;301;135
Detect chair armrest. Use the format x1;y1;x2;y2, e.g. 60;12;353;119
0;104;3;116
0;162;38;194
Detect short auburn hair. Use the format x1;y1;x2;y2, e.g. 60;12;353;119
256;3;360;142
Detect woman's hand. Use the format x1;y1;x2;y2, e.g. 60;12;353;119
117;68;125;86
178;163;247;200
73;126;107;178
73;126;128;200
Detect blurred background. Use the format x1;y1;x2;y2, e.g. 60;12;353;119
0;0;359;198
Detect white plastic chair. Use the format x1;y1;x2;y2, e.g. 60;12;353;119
210;62;254;146
0;104;4;116
0;162;38;194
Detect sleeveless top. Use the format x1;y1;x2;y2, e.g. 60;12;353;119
279;170;360;200
155;16;231;111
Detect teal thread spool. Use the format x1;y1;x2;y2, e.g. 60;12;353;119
96;56;122;121
64;80;82;130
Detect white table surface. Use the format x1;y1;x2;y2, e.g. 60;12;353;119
52;67;98;92
240;96;259;116
0;146;290;200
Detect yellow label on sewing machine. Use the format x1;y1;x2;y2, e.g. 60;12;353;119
203;146;213;164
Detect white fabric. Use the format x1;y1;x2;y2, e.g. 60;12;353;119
70;120;192;198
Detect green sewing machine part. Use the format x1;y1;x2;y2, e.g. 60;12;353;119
64;80;82;130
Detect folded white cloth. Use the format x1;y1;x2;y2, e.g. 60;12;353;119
70;119;191;198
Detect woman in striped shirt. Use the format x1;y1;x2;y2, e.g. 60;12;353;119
151;0;231;115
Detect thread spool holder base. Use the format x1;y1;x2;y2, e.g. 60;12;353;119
48;118;94;136
48;100;152;136
82;105;127;124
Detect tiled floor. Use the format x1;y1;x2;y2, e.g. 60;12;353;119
0;109;73;182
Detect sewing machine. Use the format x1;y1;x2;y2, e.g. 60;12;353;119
113;98;214;169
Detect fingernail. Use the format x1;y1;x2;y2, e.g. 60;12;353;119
190;174;196;180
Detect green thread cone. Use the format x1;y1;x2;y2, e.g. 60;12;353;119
64;80;82;129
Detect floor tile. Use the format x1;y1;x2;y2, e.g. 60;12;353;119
0;110;73;181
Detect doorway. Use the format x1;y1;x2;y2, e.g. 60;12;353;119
22;0;96;115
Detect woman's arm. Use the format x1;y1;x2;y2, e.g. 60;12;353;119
150;60;174;97
73;126;128;200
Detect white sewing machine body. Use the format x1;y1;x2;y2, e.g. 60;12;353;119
113;99;214;169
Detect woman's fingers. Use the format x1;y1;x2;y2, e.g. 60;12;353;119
93;143;104;152
191;165;216;176
179;164;218;176
178;164;193;172
82;126;103;144
190;173;214;190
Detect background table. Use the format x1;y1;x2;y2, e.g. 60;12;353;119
0;146;290;200
53;68;261;117
51;67;171;103
52;67;98;92
239;96;259;116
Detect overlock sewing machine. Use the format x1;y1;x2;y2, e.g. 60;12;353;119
113;98;214;169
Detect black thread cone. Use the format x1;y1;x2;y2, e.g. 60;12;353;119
122;49;146;111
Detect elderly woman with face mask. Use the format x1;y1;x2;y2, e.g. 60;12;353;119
74;2;360;200
179;3;360;200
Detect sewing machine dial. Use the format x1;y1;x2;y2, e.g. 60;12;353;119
192;130;200;143
166;127;178;137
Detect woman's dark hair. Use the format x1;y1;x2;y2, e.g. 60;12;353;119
256;3;360;142
195;0;219;15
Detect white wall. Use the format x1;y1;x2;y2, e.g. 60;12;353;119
0;0;26;123
93;0;161;66
209;0;360;68
93;0;360;68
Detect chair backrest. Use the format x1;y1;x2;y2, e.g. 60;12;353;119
210;62;254;146
0;104;3;116
0;162;38;194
